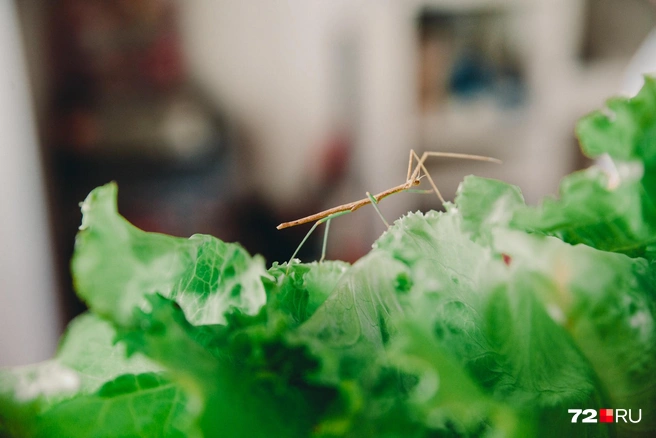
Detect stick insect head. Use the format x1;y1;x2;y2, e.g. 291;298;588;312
409;173;427;187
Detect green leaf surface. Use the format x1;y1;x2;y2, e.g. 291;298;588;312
576;75;656;164
298;251;407;362
501;78;656;258
72;183;268;326
490;227;656;437
456;175;525;243
266;260;349;326
118;293;338;438
0;313;158;406
57;313;160;394
0;313;194;438
510;166;656;258
375;211;612;437
36;372;190;438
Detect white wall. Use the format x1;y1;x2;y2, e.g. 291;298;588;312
0;1;61;366
179;0;359;206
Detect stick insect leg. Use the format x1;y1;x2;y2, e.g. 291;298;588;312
421;151;502;164
286;210;350;271
411;150;446;204
366;191;390;228
406;149;416;182
411;150;501;205
287;220;321;270
320;217;331;262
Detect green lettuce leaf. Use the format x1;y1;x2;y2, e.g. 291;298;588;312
501;78;656;258
0;313;193;437
35;372;190;438
489;226;656;437
266;260;350;326
116;289;340;438
576;75;656;164
72;182;268;326
296;252;408;380
374;210;610;437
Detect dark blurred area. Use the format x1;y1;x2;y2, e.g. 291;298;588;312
1;0;655;365
46;1;230;318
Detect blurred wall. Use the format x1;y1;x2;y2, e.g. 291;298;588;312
178;0;651;212
0;1;60;366
179;1;353;205
178;0;418;250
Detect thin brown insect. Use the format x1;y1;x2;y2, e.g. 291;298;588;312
277;149;501;230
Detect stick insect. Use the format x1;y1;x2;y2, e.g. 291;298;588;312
277;149;501;267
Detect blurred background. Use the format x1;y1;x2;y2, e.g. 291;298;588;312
1;0;655;366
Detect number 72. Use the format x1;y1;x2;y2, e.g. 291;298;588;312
568;409;598;423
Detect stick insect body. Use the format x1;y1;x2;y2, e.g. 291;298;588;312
278;149;501;267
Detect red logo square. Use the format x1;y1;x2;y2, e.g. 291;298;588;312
599;409;613;423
